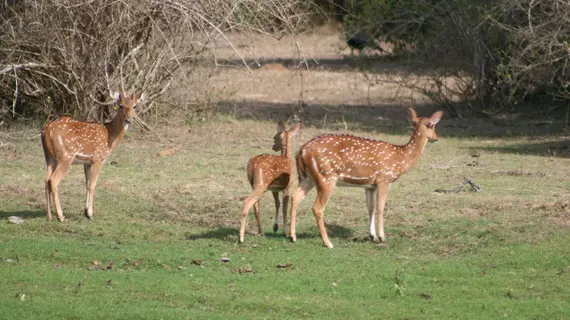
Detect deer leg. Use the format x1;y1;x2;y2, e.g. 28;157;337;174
374;183;391;244
272;191;280;232
85;162;102;220
49;157;73;222
282;194;289;236
289;178;315;243
312;180;336;249
253;199;263;236
44;160;56;221
83;164;92;219
239;189;264;243
365;188;378;241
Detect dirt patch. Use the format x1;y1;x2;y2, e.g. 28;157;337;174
527;200;570;228
492;170;547;177
0;184;43;211
156;147;180;157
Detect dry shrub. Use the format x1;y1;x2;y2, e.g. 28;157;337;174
0;0;314;124
341;0;570;117
490;0;570;106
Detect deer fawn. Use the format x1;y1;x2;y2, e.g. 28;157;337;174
289;107;443;248
239;120;303;243
41;91;145;221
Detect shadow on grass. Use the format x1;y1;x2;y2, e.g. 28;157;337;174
216;55;412;75
218;100;569;139
262;223;354;240
185;228;236;241
474;139;570;158
219;100;436;136
185;223;354;242
0;210;44;220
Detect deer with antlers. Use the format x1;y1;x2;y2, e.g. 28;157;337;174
239;120;303;243
41;91;145;222
288;107;443;248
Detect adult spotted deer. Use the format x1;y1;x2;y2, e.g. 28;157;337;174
41;91;144;221
289;107;443;248
239;120;303;243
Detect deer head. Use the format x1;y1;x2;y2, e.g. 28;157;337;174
272;120;302;152
408;107;443;143
110;91;145;130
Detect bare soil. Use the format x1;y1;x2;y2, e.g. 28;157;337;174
195;27;570;140
205;27;433;131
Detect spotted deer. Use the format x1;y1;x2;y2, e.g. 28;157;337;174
41;91;145;221
289;107;443;248
239;120;303;243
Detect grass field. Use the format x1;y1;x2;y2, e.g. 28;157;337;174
1;115;569;319
1;29;570;319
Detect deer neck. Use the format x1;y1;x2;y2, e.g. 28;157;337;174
279;133;294;159
104;108;128;149
281;132;296;195
400;129;429;173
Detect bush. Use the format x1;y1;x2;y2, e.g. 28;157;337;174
0;0;314;124
342;0;569;116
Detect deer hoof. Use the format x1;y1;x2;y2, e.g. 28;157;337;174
289;235;297;243
324;242;334;249
273;224;278;232
84;209;93;220
372;235;386;244
369;234;376;241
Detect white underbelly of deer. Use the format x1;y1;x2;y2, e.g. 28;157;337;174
336;179;376;189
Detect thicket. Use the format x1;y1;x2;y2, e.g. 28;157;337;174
0;0;313;124
343;0;569;116
1;1;567;123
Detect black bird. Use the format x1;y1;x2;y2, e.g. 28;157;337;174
346;29;382;55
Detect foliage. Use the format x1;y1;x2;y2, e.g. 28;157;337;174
0;0;314;123
489;0;570;105
342;0;570;116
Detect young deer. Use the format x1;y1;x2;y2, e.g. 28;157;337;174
239;120;302;243
41;91;144;222
289;107;443;248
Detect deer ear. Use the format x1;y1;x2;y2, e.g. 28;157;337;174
288;122;303;136
138;92;146;105
110;91;121;102
277;120;286;134
407;106;419;125
429;111;443;126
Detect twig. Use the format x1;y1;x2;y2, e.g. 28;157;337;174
0;63;50;75
434;178;482;193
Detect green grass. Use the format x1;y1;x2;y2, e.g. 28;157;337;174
1;117;569;319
